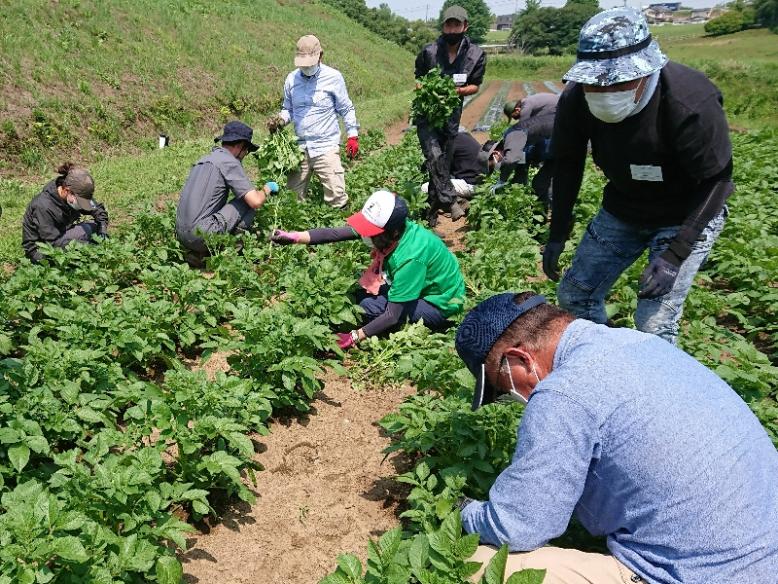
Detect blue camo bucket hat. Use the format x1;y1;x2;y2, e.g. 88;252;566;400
564;8;668;87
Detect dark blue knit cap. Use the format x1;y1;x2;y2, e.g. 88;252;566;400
455;293;546;410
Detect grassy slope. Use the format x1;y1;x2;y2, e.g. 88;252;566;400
486;26;778;129
0;0;414;175
0;0;416;262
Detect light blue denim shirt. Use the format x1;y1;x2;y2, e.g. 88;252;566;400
462;319;778;584
279;64;359;159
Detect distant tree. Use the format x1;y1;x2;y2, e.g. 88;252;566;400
321;0;436;51
566;0;599;8
753;0;778;31
705;10;747;35
727;0;757;25
525;0;542;13
438;0;492;44
511;2;599;55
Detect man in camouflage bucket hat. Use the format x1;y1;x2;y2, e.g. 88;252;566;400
543;7;735;345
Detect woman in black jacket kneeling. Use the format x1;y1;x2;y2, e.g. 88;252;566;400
22;163;109;263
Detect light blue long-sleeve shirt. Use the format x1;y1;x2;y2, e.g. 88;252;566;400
279;64;359;159
462;319;778;584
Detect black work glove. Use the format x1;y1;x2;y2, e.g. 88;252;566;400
266;115;285;134
638;254;680;299
455;496;475;513
542;241;565;281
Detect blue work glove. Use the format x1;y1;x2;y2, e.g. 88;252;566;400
542;241;565;281
489;181;507;195
639;255;680;299
265;181;280;194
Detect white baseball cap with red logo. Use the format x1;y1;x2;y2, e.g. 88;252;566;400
347;190;409;237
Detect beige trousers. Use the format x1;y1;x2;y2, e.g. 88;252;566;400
287;147;347;208
470;546;645;584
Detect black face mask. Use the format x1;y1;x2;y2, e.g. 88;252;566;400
442;32;464;46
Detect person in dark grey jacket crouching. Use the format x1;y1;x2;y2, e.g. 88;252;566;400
22;162;109;263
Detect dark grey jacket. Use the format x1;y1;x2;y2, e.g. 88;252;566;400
414;36;486;87
414;36;486;133
21;180;109;262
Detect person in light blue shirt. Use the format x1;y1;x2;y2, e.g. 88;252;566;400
454;292;778;584
267;35;359;209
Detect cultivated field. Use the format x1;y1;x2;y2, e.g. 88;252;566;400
0;8;776;584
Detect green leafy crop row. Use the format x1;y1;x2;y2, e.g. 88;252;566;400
320;129;778;582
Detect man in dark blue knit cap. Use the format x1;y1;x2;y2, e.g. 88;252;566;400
454;291;778;583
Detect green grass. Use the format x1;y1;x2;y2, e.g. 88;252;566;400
650;23;707;40
0;86;414;264
661;27;778;61
0;0;414;176
486;28;778;129
486;55;570;82
485;29;511;43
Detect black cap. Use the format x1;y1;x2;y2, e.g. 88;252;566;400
215;120;259;153
455;293;546;410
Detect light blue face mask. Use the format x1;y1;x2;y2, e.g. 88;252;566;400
301;65;320;77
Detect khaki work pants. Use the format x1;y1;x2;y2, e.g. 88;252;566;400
287;147;347;209
470;546;645;584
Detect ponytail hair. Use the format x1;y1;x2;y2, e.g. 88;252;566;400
55;162;75;186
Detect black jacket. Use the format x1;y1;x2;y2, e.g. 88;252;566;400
21;180;109;262
415;36;486;87
414;36;486;133
451;132;487;184
551;61;732;241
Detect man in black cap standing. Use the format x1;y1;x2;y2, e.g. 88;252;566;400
176;120;279;265
415;5;486;226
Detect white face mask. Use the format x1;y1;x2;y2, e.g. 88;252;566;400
300;65;320;77
500;356;541;406
584;87;640;124
361;236;374;249
66;195;80;210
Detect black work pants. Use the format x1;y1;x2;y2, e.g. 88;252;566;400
417;112;460;210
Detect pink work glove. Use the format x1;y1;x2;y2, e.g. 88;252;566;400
270;229;302;245
336;332;356;350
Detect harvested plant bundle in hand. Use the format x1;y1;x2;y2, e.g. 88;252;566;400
412;68;460;130
255;127;304;182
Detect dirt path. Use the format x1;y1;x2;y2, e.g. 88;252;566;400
386;114;411;146
505;80;526;105
434;215;469;253
181;370;414;584
460;81;501;143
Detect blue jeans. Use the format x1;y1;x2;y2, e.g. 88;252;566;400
557;207;728;344
358;285;450;332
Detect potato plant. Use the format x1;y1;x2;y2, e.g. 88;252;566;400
0;127;775;584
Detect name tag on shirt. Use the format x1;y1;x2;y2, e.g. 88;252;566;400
452;73;467;86
630;164;663;182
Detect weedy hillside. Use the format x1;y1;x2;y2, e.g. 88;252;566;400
0;0;414;175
